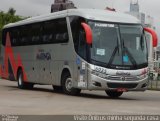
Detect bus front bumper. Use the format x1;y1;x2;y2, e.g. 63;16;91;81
88;74;148;91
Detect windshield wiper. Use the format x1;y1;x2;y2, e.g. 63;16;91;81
107;38;119;67
107;46;118;67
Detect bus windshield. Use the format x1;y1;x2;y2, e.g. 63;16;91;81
89;21;148;70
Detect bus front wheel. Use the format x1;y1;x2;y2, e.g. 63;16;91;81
62;73;81;95
17;70;33;89
105;90;123;98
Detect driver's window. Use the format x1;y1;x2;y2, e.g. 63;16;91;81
70;16;87;60
78;31;86;59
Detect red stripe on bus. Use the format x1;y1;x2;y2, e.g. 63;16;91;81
1;32;28;82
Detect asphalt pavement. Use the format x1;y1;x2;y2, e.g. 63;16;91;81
0;79;160;115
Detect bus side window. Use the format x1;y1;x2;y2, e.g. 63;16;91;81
19;26;29;46
43;21;55;44
42;18;68;44
31;24;41;45
2;29;6;46
10;28;19;46
78;31;87;59
55;18;68;43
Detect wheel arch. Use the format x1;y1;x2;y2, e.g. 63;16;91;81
60;67;72;86
16;66;23;80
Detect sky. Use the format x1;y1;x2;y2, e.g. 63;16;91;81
0;0;159;40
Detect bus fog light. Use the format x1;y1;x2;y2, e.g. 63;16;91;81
141;83;148;88
93;81;102;87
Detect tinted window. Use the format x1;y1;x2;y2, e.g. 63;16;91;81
54;18;68;43
78;31;87;59
70;16;87;59
42;21;55;44
42;18;68;44
3;18;68;46
10;28;19;46
30;24;42;45
2;29;6;46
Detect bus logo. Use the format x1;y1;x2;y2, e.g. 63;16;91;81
36;49;51;61
121;76;126;81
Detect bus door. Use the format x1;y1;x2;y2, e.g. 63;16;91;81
76;30;88;89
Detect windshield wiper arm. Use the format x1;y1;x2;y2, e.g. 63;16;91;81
107;46;118;67
107;38;119;67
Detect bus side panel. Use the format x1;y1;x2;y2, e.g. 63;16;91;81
0;46;5;79
15;46;35;83
50;43;76;86
33;45;52;84
0;32;28;82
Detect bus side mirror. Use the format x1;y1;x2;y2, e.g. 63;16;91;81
81;23;93;45
144;27;158;47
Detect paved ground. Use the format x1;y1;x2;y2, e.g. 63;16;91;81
0;79;160;115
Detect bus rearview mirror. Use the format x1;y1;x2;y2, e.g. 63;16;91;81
81;22;93;45
144;27;158;47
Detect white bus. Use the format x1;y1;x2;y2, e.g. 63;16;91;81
0;9;157;98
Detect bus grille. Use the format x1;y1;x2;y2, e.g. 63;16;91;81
107;75;138;81
107;83;138;89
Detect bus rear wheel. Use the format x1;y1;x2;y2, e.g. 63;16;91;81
17;70;33;89
105;90;123;98
62;73;81;95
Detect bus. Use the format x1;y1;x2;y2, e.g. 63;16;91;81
0;9;158;98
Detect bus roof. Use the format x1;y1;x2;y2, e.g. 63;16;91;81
4;9;140;29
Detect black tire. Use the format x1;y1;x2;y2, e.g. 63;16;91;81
17;70;33;89
105;90;123;98
52;85;62;92
62;73;81;95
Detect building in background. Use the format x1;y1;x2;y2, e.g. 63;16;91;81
145;15;155;29
126;0;145;25
130;0;139;12
51;0;76;13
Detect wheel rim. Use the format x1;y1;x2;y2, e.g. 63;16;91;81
18;74;22;86
65;78;73;92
